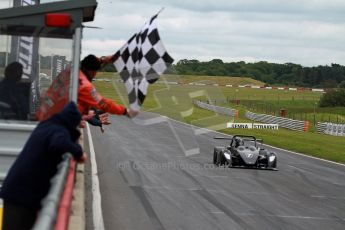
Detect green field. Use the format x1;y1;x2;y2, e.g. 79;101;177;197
94;73;345;164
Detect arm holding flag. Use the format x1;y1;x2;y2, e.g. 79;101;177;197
99;55;116;65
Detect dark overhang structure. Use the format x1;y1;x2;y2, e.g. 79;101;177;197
0;0;98;38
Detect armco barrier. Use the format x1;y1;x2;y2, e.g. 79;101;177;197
32;153;75;230
317;122;345;136
193;100;238;117
245;111;309;132
55;159;77;230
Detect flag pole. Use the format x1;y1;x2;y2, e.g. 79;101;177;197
157;7;165;15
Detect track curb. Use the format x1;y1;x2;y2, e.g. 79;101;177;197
68;131;86;230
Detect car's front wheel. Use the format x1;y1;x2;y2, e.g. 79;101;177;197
217;152;224;166
213;147;225;165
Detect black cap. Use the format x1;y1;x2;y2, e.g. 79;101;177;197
81;54;101;71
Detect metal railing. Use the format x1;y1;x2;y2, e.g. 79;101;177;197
245;111;309;132
193;100;238;117
32;153;76;230
192;101;309;132
317;122;345;136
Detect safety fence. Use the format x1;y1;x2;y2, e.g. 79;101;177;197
317;122;345;136
245;111;309;132
192;100;309;132
193;100;238;117
32;153;77;230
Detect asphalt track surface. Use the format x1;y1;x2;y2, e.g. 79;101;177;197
88;112;345;230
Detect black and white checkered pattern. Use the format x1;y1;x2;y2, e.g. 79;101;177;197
113;14;174;111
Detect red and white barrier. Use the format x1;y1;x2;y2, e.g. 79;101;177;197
55;159;77;230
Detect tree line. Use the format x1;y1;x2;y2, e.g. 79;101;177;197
99;58;345;89
173;59;345;88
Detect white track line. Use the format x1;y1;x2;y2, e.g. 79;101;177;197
86;124;105;230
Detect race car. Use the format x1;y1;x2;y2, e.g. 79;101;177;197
213;135;277;170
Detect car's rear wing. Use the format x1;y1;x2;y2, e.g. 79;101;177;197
214;135;264;146
213;136;232;140
214;135;258;141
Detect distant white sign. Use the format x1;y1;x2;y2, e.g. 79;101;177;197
227;123;279;130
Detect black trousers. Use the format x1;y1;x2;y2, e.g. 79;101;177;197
2;201;37;230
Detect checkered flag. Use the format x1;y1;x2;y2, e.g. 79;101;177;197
113;13;174;111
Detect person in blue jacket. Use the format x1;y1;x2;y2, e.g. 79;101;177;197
0;101;86;230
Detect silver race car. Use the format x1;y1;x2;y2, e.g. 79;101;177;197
213;135;277;170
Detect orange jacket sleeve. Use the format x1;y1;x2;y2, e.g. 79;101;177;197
78;83;126;115
98;97;126;115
